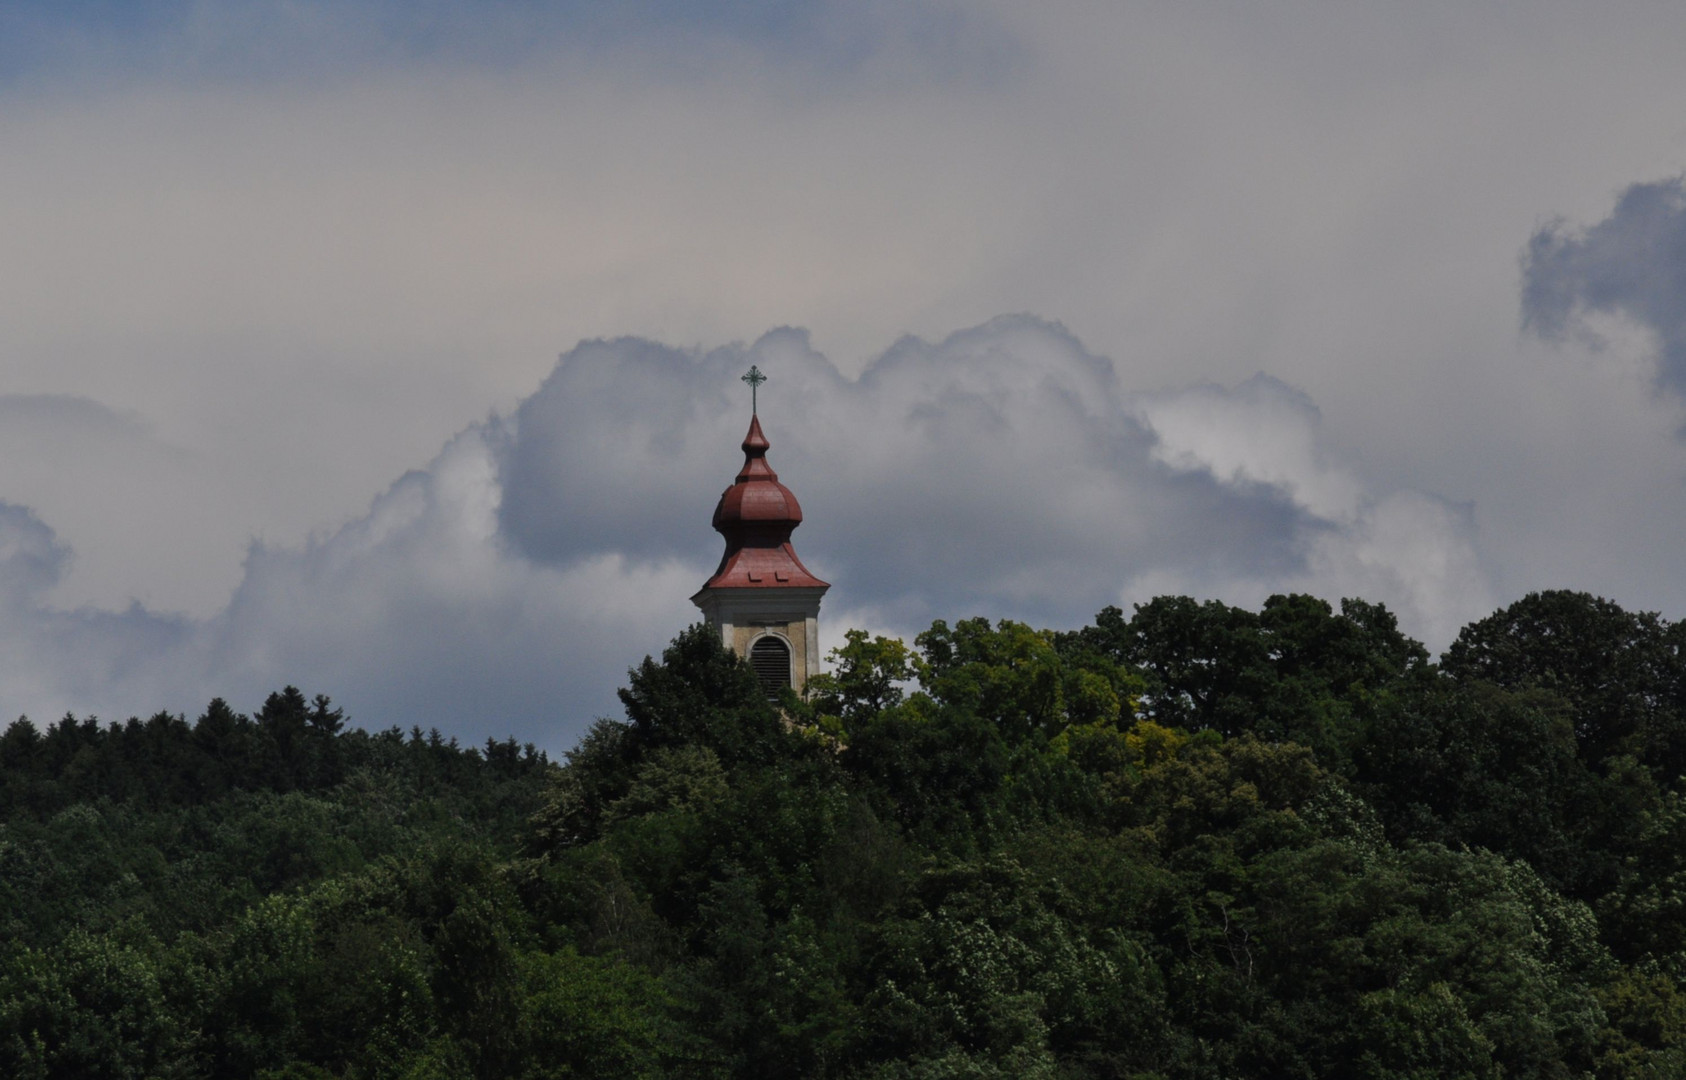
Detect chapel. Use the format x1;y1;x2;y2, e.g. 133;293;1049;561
691;368;828;696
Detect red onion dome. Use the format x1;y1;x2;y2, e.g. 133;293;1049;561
701;415;828;590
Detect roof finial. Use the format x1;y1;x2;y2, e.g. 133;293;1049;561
741;365;766;414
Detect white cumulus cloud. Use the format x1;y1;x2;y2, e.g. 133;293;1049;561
0;318;1495;751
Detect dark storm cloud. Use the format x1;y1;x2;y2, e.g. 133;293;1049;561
1524;177;1686;400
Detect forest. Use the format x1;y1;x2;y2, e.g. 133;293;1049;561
3;589;1686;1078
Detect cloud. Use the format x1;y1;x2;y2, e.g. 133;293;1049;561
208;426;701;736
0;502;193;713
1523;176;1686;404
9;0;1686;649
0;503;71;605
0;318;1494;751
0;394;152;439
0;393;241;615
1128;375;1491;647
1134;375;1363;523
0;0;987;89
499;318;1319;629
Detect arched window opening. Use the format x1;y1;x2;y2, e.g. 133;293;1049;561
750;635;792;696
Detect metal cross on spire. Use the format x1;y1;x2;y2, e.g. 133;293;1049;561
741;365;767;414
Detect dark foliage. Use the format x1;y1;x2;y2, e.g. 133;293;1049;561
6;591;1686;1077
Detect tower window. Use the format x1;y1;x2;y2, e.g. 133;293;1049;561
749;635;792;696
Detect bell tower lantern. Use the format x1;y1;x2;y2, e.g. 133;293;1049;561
691;367;829;696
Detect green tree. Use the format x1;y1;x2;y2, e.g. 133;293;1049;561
1443;591;1683;770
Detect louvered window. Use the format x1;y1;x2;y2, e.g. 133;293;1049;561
750;635;791;696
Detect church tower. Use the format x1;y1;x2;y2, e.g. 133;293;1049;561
691;367;829;696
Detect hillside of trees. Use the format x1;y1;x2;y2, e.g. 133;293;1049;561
4;590;1686;1078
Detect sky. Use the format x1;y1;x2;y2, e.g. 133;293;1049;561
3;0;1686;752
